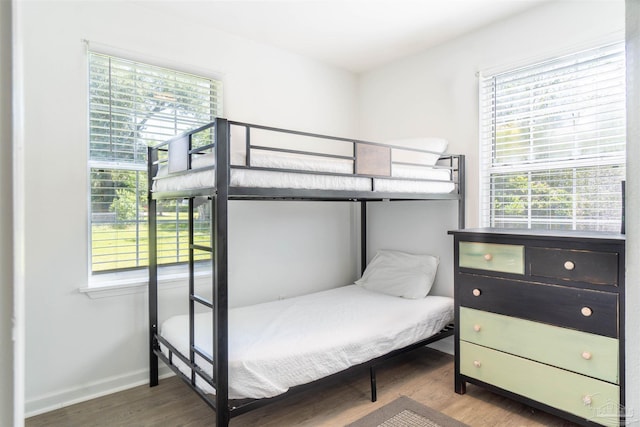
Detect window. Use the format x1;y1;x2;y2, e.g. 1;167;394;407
88;52;222;273
479;42;626;231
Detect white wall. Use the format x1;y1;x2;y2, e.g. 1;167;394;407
367;200;458;298
357;0;627;395
17;0;359;415
358;1;625;229
17;0;633;418
227;201;359;306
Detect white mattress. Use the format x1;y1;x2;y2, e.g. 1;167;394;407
152;150;455;194
160;284;453;399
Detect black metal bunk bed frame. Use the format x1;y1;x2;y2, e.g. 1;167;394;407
148;118;465;426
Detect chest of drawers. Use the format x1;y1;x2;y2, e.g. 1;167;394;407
449;229;625;427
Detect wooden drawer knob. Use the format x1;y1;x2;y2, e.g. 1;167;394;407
581;306;593;317
564;260;575;271
483;253;493;261
472;288;482;297
473;360;482;368
582;351;592;360
473;324;481;332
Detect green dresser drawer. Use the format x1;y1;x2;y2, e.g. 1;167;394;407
460;308;619;383
459;241;524;275
460;341;620;426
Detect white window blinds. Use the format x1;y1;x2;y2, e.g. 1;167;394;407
479;42;626;232
88;52;222;273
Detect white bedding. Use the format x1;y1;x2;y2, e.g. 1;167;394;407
152;150;455;194
160;284;453;399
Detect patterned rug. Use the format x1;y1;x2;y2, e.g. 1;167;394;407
347;396;469;427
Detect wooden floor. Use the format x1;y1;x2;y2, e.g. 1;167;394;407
26;348;579;427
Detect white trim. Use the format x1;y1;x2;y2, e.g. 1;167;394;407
83;41;91;298
25;365;174;418
477;41;626;230
0;0;13;424
12;0;25;425
477;30;625;78
83;39;226;83
88;160;147;171
80;265;212;299
477;71;488;228
85;49;222;277
625;0;640;422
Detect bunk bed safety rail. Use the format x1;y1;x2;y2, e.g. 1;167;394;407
149;118;463;198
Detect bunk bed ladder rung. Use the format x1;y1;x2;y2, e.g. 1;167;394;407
192;344;214;365
191;294;214;309
191;243;213;253
155;341;217;390
155;335;216;388
194;366;216;388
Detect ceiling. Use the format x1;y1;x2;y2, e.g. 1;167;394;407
146;0;548;73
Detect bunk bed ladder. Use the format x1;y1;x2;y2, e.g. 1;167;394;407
184;118;231;426
187;196;214;385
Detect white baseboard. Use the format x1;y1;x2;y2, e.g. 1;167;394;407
26;338;454;418
25;365;174;418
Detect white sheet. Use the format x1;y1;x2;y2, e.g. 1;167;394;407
152;150;455;194
160;284;453;399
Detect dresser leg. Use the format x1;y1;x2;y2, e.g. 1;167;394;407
455;375;466;394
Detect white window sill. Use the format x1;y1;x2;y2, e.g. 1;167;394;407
79;265;212;299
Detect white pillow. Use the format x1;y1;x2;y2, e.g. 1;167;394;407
356;250;439;299
385;137;448;166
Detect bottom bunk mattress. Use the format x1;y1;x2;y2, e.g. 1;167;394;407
160;284;453;400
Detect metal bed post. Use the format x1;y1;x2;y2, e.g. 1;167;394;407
360;200;379;401
147;146;159;387
214;118;230;426
360;200;367;275
457;154;466;229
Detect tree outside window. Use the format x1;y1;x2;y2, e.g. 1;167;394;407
480;43;626;232
88;53;222;273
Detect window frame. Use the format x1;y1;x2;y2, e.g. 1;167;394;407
478;41;626;232
86;50;222;288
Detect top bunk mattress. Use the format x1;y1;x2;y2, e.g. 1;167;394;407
152;149;456;194
160;284;454;400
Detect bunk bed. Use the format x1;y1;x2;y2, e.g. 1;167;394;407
147;117;465;426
